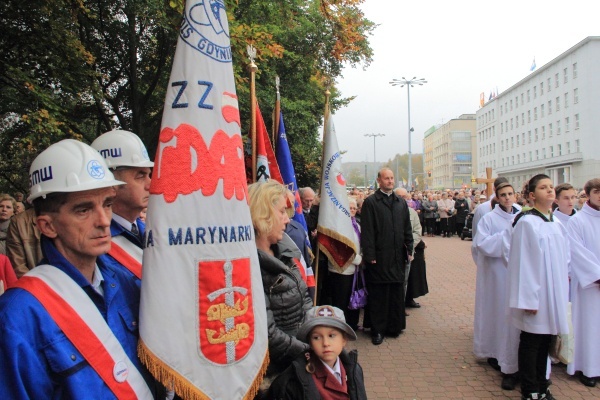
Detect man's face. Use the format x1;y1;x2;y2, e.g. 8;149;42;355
588;188;600;209
38;187;116;267
496;186;515;210
301;190;315;210
377;170;395;191
113;167;152;213
555;189;576;214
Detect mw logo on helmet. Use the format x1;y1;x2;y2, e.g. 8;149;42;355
30;166;53;187
99;148;123;159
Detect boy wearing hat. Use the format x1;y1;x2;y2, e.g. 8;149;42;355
269;305;367;399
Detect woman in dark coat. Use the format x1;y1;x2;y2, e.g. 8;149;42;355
454;191;470;236
248;181;313;378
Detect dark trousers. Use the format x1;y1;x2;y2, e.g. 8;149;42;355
327;272;360;330
366;281;405;335
518;331;551;396
425;218;436;235
440;218;450;235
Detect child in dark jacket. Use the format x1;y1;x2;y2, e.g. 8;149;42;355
268;305;367;400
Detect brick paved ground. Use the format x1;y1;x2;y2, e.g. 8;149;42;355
347;235;598;399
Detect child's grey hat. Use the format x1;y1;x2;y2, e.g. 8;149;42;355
296;305;357;342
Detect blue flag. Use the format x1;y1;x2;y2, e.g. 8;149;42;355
530;57;536;71
275;111;308;232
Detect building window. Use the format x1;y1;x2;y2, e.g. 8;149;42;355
549;123;553;137
511;137;514;148
510;99;513;111
576;139;580;152
565;117;570;132
521;93;524;104
573;62;578;78
527;90;530;102
556;97;560;112
567;142;571;154
528;131;532;143
502;158;505;167
558;144;562;156
541;104;545;117
517;154;520;163
543;148;546;158
534;107;538;120
501;122;503;133
511;118;513;130
522;113;525;124
550;146;554;157
548;78;552;91
516;135;520;147
574;88;578;104
536;150;539;160
575;113;580;129
557;120;561;135
536;128;539;141
534;86;537;99
512;156;515;164
564;93;569;108
528;110;531;123
501;141;504;151
515;96;519;108
516;116;519;127
540;81;544;95
555;73;559;88
529;151;532;161
564;68;568;83
548;100;552;114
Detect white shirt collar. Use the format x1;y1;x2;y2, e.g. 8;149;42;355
113;213;136;232
320;357;343;384
91;264;104;297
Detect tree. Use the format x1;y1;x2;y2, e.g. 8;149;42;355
0;0;374;193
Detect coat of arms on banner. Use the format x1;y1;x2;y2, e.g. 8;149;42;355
198;258;254;364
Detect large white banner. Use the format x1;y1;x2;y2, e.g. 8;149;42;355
138;2;268;399
317;114;359;271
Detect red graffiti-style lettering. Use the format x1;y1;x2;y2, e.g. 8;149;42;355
150;123;248;203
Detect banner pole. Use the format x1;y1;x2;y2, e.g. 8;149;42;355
248;45;258;182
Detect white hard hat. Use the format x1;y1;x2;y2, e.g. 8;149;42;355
28;139;125;202
91;129;154;169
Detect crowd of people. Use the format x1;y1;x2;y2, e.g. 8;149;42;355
1;128;597;400
471;174;600;400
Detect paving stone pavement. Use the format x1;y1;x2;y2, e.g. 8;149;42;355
346;235;599;399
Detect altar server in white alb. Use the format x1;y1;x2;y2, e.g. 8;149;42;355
472;182;521;390
553;183;577;225
507;174;570;400
91;130;154;286
566;178;600;388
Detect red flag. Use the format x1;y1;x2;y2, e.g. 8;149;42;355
255;102;282;183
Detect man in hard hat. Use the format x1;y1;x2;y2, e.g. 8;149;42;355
91;130;154;284
0;140;157;398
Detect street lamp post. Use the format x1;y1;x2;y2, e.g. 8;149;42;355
390;77;427;191
364;133;385;187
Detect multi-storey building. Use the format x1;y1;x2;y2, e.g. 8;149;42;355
476;36;600;189
423;114;476;189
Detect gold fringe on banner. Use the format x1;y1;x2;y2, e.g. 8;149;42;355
138;339;269;400
316;224;358;273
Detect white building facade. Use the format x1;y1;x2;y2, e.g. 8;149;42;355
476;36;600;190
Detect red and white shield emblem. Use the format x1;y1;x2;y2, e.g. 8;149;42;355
198;258;254;364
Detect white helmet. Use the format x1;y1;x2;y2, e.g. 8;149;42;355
28;139;125;202
91;129;154;169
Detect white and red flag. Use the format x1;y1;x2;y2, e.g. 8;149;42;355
255;102;282;183
138;2;268;399
317;113;359;271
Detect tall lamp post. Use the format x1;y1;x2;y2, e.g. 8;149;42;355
390;77;427;191
364;133;385;187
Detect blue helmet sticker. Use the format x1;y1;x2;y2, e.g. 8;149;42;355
87;160;106;180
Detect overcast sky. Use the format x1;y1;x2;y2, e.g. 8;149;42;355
332;0;598;164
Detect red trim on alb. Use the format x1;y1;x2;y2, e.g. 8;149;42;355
15;276;139;399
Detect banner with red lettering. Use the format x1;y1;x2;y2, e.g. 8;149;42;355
138;2;268;399
317;113;359;271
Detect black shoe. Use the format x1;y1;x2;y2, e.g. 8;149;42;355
371;333;384;345
406;300;421;308
579;373;597;387
487;358;501;371
501;373;519;390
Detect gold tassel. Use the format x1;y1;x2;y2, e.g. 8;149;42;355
139;340;269;399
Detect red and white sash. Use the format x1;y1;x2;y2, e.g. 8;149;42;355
15;265;152;399
108;235;143;279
